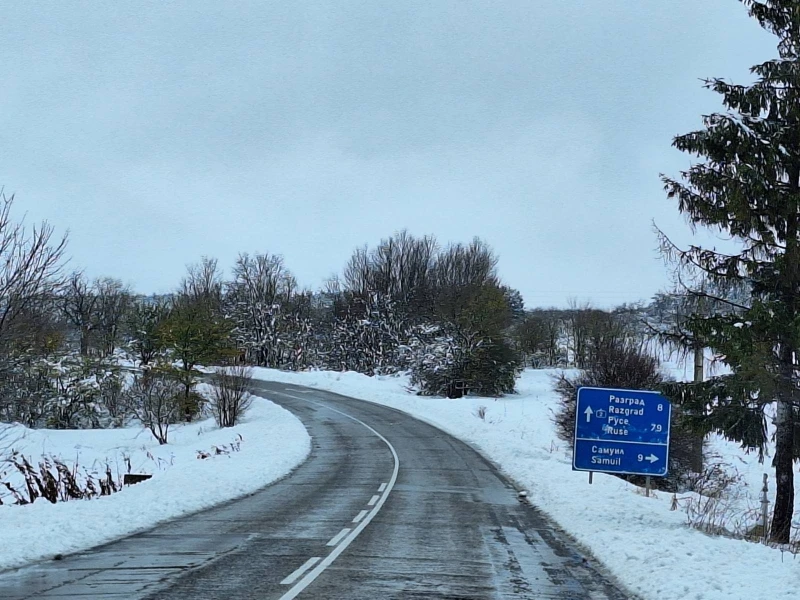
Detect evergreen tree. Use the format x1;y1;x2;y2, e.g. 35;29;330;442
660;0;800;543
158;296;234;420
125;295;170;366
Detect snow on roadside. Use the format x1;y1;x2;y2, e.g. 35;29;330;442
251;367;800;600
0;392;310;573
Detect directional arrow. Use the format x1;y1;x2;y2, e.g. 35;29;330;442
584;406;594;422
645;454;659;463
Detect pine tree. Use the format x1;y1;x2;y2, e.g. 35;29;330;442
660;0;800;543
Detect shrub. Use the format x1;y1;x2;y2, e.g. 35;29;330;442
97;368;127;425
128;373;183;444
412;333;520;397
0;355;134;430
0;452;121;505
209;365;254;427
678;455;762;539
553;340;663;443
463;337;520;396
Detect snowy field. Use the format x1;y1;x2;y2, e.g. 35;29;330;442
252;367;800;600
0;389;310;572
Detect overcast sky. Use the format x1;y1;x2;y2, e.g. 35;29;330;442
0;1;777;308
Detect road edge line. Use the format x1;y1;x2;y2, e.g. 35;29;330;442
276;393;400;600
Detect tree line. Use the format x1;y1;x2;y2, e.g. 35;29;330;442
0;206;536;432
0;183;728;436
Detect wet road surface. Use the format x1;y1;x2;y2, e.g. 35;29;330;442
0;381;631;599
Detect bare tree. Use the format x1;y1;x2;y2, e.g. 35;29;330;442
0;192;67;346
94;277;132;357
343;230;437;315
343;245;371;296
227;252;296;366
60;272;98;356
322;274;342;296
180;256;224;313
432;238;499;323
129;374;182;444
342;233;501;326
514;310;564;367
3;296;66;358
209;365;254;427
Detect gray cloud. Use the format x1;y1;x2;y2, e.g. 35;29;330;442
0;1;777;306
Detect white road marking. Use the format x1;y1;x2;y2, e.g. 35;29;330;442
273;391;400;600
367;494;380;506
280;557;320;585
352;510;368;523
326;528;351;547
378;482;387;492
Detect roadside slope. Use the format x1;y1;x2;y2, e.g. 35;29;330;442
0;395;310;572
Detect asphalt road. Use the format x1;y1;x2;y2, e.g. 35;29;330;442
0;381;631;599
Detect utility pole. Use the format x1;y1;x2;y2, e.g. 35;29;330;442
688;340;705;473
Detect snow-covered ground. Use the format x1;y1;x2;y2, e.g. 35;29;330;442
0;389;310;572
251;367;800;600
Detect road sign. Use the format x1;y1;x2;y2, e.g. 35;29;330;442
573;387;671;477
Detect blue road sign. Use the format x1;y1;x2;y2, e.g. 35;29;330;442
573;387;671;477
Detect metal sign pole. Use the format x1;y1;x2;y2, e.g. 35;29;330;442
761;474;769;544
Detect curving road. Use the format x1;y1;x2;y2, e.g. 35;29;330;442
0;381;630;599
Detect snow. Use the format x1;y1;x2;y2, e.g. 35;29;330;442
0;389;310;572
251;367;800;600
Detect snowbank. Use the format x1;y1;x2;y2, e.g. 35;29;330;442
0;392;310;572
251;367;800;600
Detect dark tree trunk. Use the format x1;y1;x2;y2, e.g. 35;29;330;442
771;396;795;543
772;178;799;544
681;343;706;473
693;344;704;385
79;326;90;356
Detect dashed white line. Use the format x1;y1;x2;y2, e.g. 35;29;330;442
367;494;380;506
274;391;400;600
352;510;368;524
378;482;387;492
280;557;320;585
326;528;351;547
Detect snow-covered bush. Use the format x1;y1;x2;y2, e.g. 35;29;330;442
321;293;412;376
52;359;133;429
411;330;520;397
0;355;56;427
0;354;134;429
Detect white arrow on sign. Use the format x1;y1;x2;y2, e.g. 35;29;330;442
645;454;659;463
584;406;594;422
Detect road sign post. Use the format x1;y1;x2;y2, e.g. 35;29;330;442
573;387;671;478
